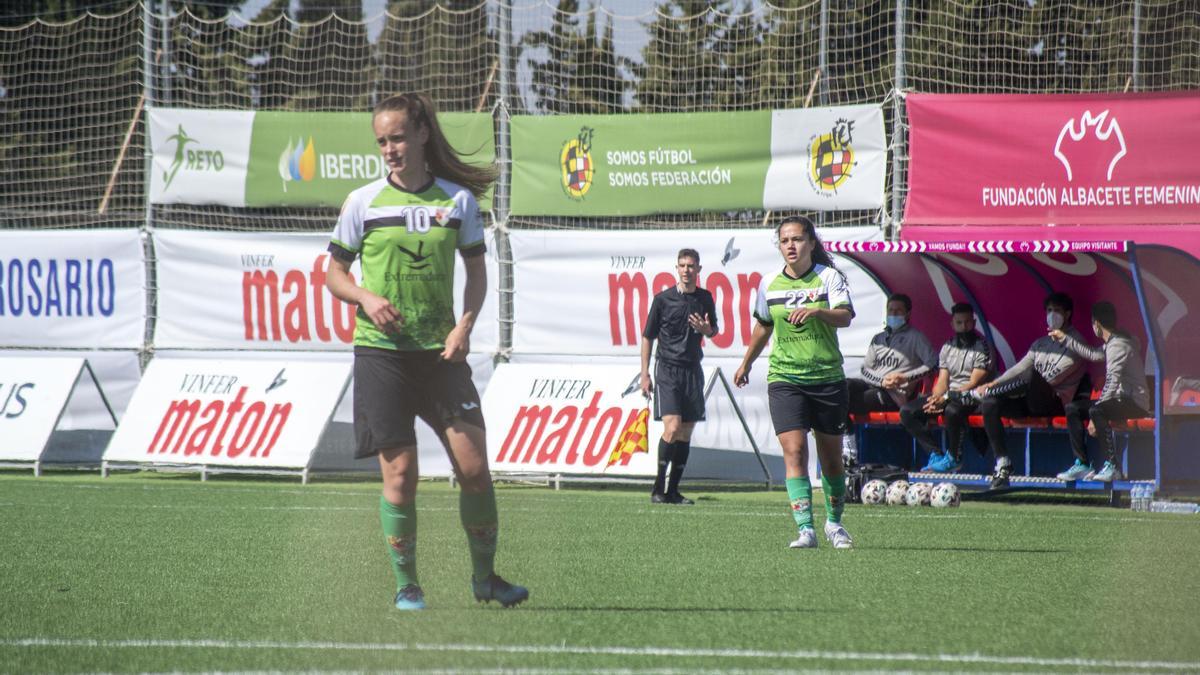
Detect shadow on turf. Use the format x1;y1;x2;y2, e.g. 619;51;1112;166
526;606;813;613
869;544;1068;554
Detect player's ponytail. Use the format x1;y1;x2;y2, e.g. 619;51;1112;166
373;92;497;200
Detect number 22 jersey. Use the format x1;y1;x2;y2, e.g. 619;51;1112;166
752;263;854;385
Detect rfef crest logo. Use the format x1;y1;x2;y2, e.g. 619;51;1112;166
560;126;595;201
278;136;317;189
807;118;857;195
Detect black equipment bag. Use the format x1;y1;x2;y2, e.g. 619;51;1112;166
844;463;909;503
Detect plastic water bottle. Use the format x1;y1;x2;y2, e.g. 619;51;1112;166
1130;485;1144;511
1150;500;1200;514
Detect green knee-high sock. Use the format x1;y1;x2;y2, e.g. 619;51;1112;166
379;496;418;590
822;474;847;524
460;487;499;581
785;477;814;531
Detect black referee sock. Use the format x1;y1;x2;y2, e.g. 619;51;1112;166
667;441;690;495
652;438;673;495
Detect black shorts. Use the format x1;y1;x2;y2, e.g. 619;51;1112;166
768;380;849;436
352;346;484;458
653;361;706;422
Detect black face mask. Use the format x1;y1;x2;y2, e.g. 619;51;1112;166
954;330;977;347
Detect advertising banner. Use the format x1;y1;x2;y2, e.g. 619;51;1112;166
510;105;886;216
484;363;665;476
0;356;91;462
0;230;145;348
153;230;500;351
904;92;1200;227
149;109;494;209
508;228;885;358
148;108;255;206
103;356;351;469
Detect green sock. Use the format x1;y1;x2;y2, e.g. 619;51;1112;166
785;477;814;531
460;487;498;581
822;473;847;525
379;495;417;590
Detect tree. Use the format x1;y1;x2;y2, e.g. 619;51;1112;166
522;0;631;114
376;0;497;112
635;0;765;112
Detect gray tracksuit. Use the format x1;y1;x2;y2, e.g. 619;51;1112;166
939;334;994;390
859;324;937;402
989;328;1089;407
1059;331;1150;410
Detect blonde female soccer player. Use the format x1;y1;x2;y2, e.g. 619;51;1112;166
325;93;527;610
734;216;855;549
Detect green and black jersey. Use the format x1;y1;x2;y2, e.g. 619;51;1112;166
753;263;854;385
328;175;485;351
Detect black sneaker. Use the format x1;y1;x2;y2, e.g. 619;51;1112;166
471;573;529;608
665;492;694;505
651;492;668;504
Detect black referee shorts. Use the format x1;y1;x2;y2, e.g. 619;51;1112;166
352;346;485;458
768;380;849;436
653;361;706;423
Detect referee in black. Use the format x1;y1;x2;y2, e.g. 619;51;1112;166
640;248;718;505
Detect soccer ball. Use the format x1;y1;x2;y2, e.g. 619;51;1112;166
885;480;910;506
931;482;961;508
906;482;933;506
861;479;888;505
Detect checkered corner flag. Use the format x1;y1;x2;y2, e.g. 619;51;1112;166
605;407;650;469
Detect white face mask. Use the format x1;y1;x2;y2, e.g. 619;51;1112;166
1046;311;1064;330
886;315;906;330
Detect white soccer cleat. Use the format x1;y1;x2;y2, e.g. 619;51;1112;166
788;527;818;549
824;521;854;549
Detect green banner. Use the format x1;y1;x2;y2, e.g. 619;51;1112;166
511;112;772;216
246;111;495;209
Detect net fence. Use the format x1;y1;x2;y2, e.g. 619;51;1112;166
1;0;1197;233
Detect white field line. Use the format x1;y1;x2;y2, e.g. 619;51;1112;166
2;637;1197;672
1;496;1192;525
5;482;1195;525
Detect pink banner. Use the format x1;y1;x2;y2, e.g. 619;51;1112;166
904;92;1200;227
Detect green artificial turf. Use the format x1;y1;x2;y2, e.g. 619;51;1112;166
1;472;1198;672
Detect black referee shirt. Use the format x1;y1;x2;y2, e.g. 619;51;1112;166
642;286;719;367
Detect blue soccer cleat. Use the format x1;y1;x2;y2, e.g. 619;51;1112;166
394;584;425;610
928;452;962;473
1056;459;1093;481
920;451;946;472
472;574;529;608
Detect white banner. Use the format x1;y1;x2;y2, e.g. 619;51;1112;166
484;363;663;477
104;356;351;469
148;108;254;206
0;356;88;462
764;105;887;210
0;230;145;348
1;349;138;430
508;228;885;358
153;230;500;351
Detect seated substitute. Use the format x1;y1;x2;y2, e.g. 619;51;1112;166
1050;301;1151;483
899;302;994;473
842;293;937;465
961;292;1092;489
639;247;718;505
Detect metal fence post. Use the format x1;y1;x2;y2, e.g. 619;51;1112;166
889;0;907;241
1131;0;1142;91
494;0;515;363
